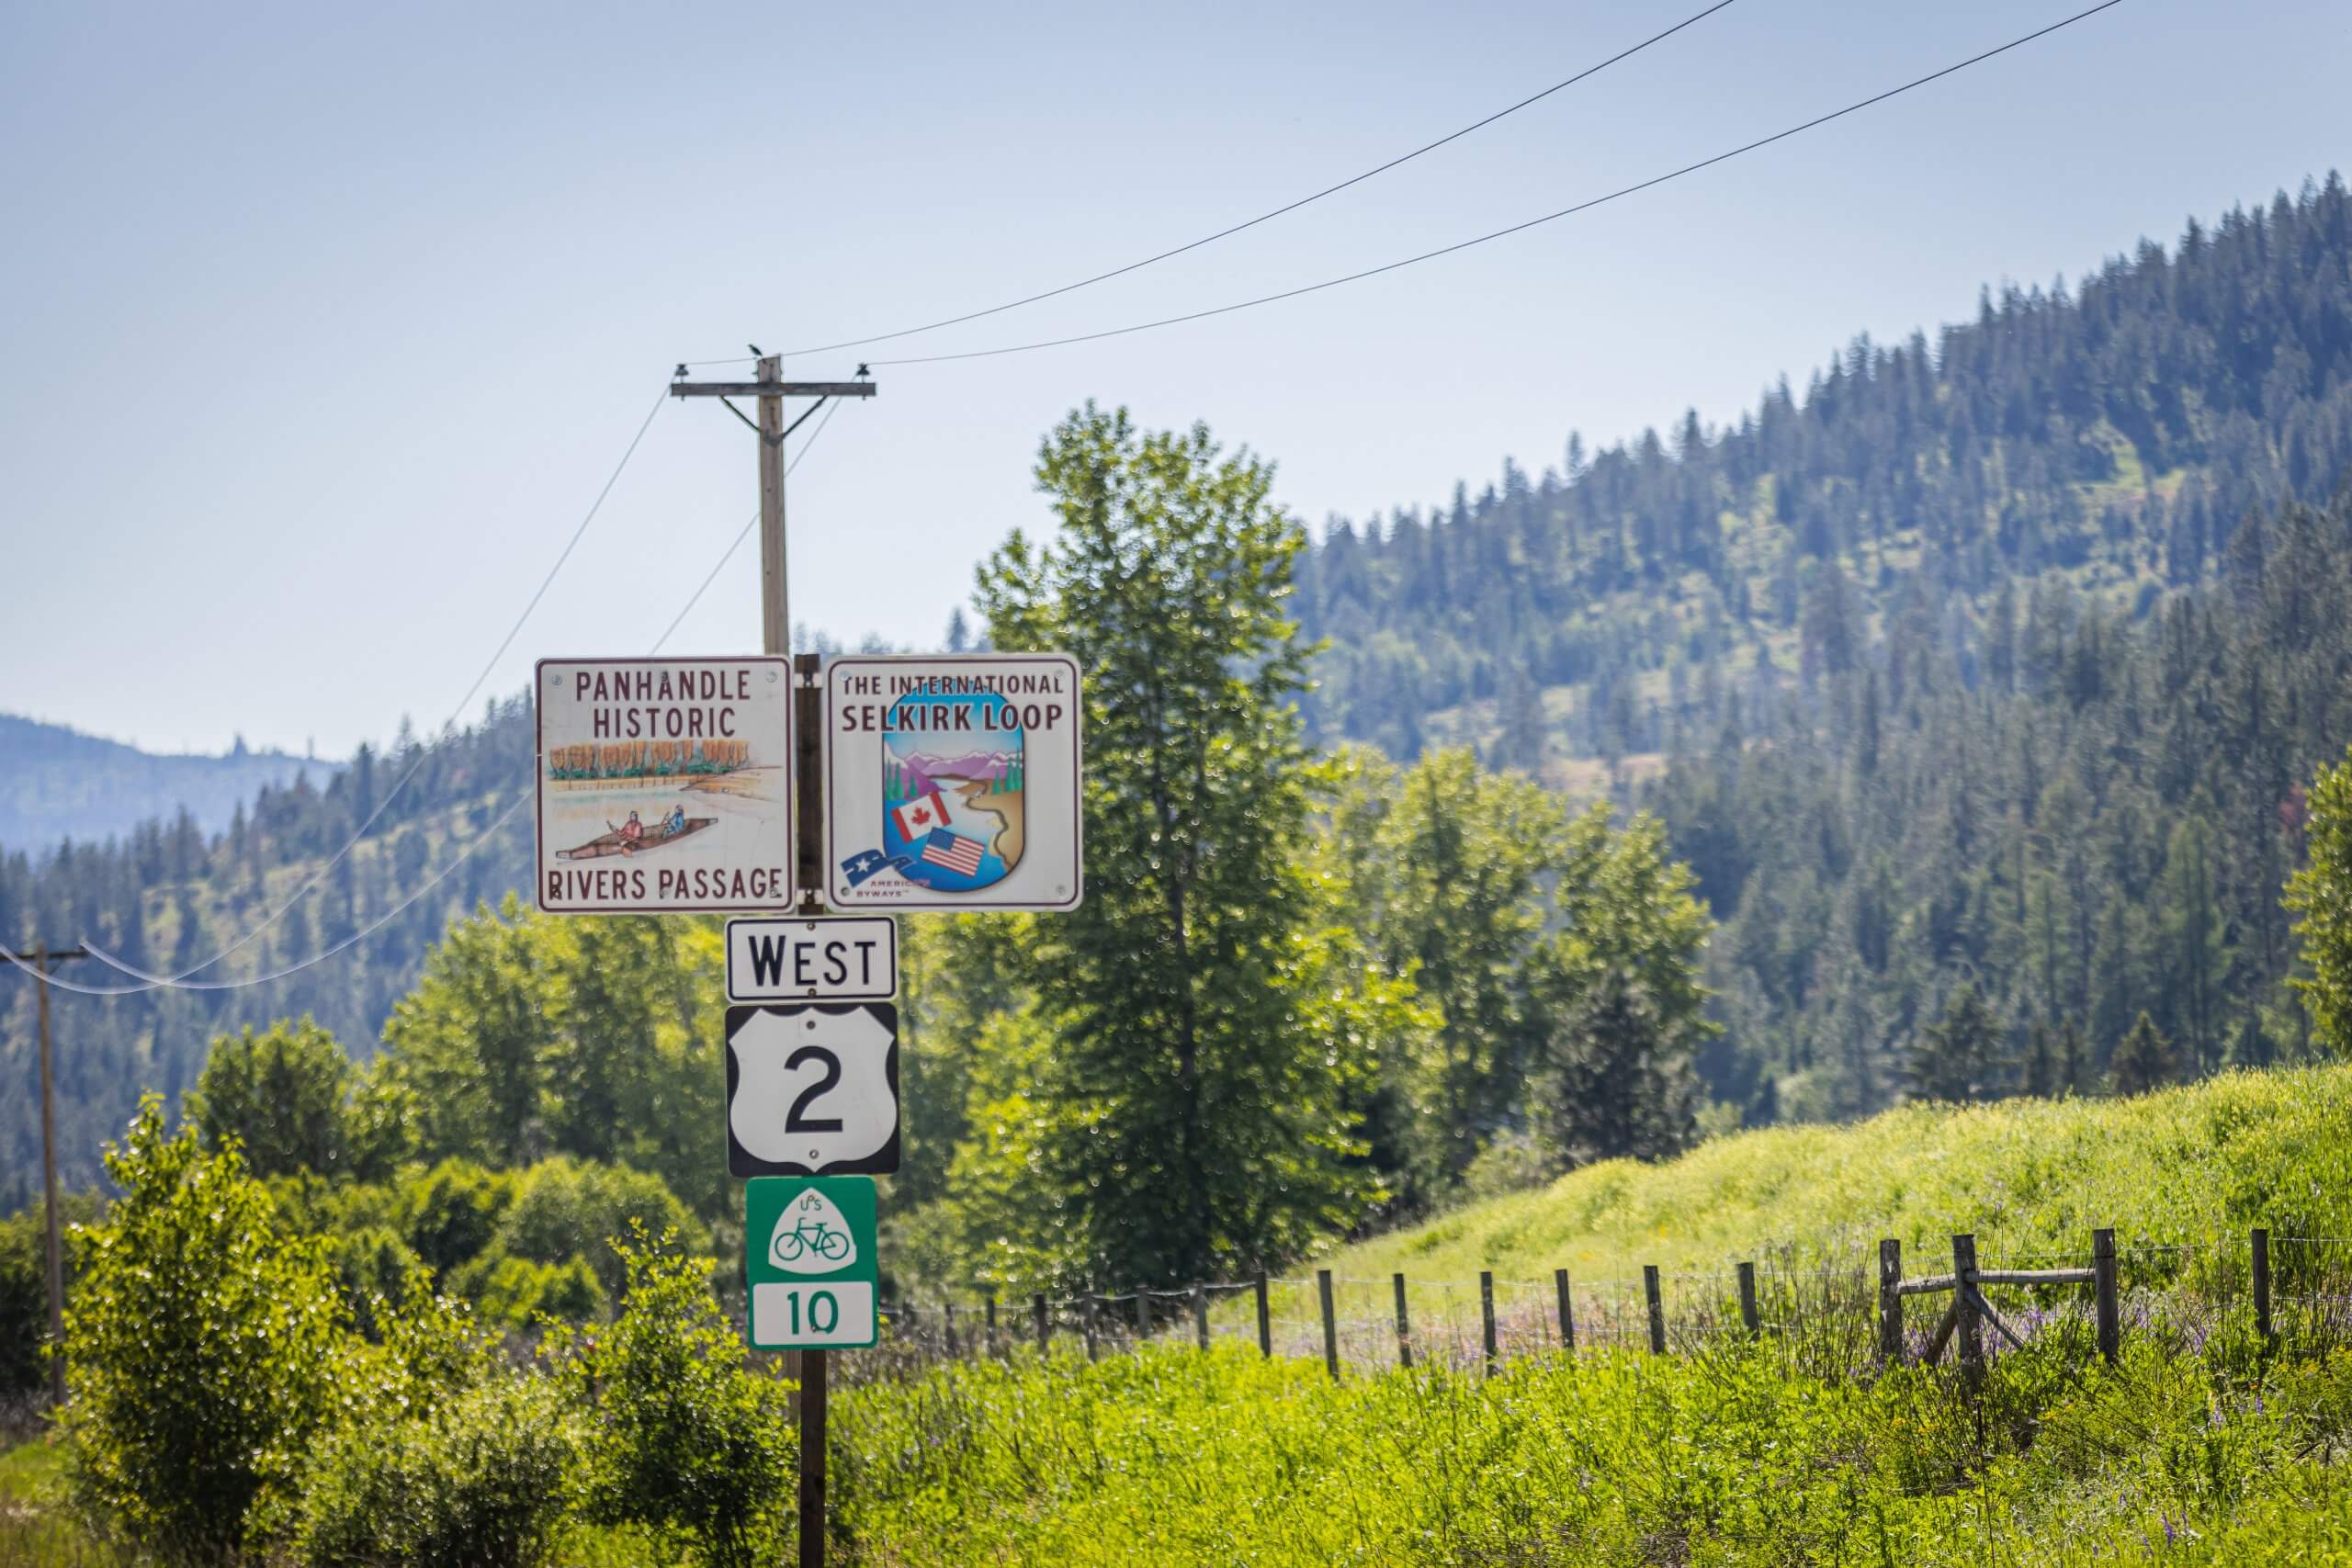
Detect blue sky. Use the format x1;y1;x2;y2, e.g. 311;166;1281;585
3;0;2345;757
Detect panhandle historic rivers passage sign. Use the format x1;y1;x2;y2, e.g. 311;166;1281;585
824;653;1083;911
534;656;794;913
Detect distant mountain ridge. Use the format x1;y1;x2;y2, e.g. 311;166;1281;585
0;714;339;849
899;750;1019;793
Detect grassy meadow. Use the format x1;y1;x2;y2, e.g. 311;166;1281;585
1339;1065;2352;1284
9;1069;2352;1563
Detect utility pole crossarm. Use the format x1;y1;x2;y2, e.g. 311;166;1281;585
2;946;89;964
671;381;876;399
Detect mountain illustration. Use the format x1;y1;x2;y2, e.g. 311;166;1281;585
893;750;1023;795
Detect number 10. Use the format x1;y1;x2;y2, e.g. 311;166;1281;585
783;1288;841;1336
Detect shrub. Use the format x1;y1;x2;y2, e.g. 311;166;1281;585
292;1371;575;1568
397;1159;515;1279
462;1254;607;1329
326;1224;426;1338
60;1099;348;1562
555;1228;792;1568
496;1158;706;1303
189;1017;355;1179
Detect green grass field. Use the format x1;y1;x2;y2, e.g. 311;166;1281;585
11;1070;2352;1563
835;1071;2352;1562
1335;1065;2352;1285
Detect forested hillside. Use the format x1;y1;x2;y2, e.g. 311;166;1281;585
1296;175;2352;768
1295;175;2352;1123
1656;492;2352;1122
0;705;536;1198
0;715;337;849
6;177;2352;1203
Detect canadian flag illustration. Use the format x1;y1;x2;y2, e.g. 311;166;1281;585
889;790;951;842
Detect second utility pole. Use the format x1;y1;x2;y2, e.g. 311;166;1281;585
6;942;89;1412
671;353;874;1568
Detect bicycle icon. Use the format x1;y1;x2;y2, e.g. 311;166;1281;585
772;1214;850;1267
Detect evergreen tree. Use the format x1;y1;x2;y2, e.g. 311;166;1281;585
2058;1019;2087;1096
1905;984;2005;1103
1525;808;1714;1168
2109;1010;2181;1097
2023;1020;2057;1098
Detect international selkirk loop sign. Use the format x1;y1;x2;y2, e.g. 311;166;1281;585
533;657;794;913
824;653;1082;911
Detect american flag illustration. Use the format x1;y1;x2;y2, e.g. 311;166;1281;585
919;828;985;877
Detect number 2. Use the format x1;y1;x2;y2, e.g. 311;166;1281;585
785;1045;844;1133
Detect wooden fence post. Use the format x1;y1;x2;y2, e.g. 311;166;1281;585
1192;1283;1209;1350
1480;1270;1498;1378
1951;1235;1983;1382
1878;1239;1904;1366
984;1294;998;1356
2253;1227;2274;1347
1737;1261;1760;1339
2093;1227;2119;1366
1393;1272;1414;1370
1082;1292;1101;1362
1254;1271;1272;1358
1555;1268;1576;1354
1644;1266;1667;1355
1032;1292;1048;1354
1317;1269;1340;1382
944;1301;959;1357
1136;1286;1154;1340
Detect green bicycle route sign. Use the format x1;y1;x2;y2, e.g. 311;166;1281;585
745;1175;877;1349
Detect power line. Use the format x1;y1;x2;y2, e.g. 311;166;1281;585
651;397;846;654
76;795;537;995
76;386;669;987
15;395;845;998
682;0;1745;367
865;0;2126;367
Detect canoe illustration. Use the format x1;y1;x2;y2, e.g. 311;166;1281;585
557;817;716;861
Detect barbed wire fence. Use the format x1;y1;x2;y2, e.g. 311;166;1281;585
826;1225;2352;1393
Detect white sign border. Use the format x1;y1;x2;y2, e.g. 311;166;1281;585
725;915;899;1004
822;651;1084;912
723;1001;902;1179
531;654;796;916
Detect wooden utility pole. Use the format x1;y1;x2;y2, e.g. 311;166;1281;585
756;356;790;658
670;355;874;1568
7;943;88;1410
